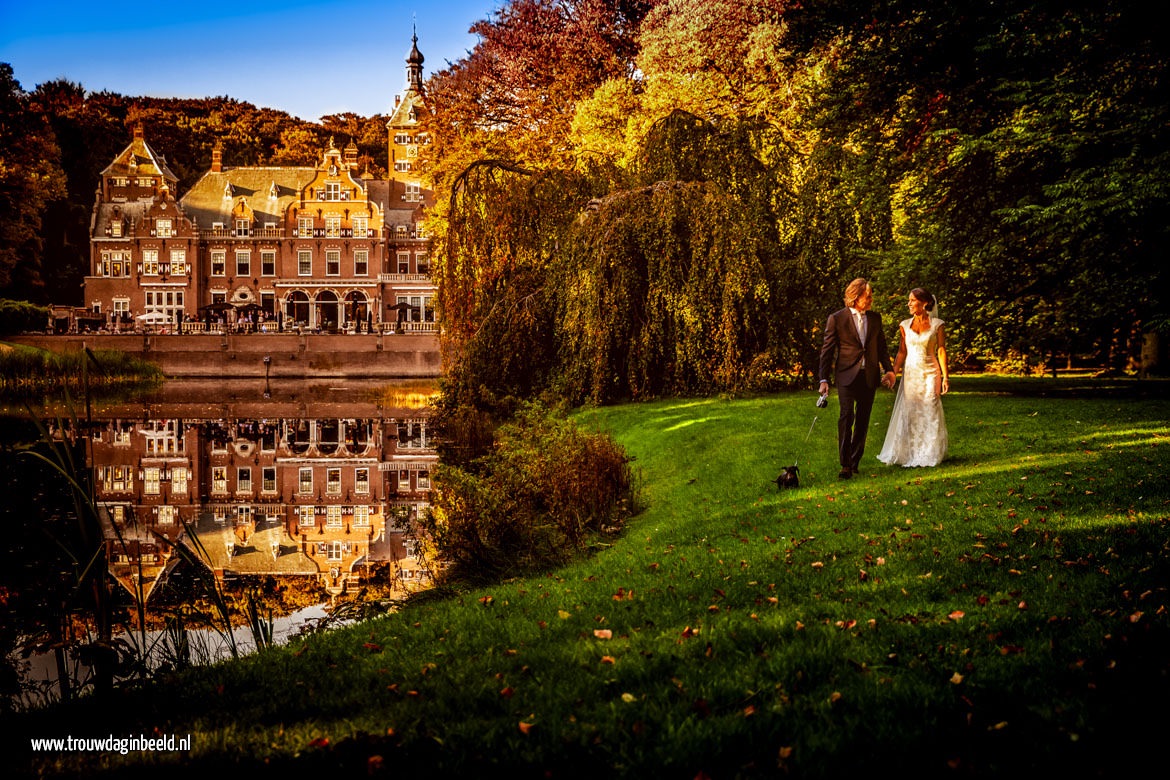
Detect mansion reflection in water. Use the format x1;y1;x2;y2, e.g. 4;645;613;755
88;407;435;599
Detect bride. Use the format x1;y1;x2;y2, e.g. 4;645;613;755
878;288;949;467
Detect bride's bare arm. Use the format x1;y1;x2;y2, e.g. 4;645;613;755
937;325;949;394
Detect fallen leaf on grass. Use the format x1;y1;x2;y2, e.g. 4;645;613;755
308;737;330;748
600;655;617;664
948;610;965;621
950;672;964;685
594;629;613;640
518;721;534;735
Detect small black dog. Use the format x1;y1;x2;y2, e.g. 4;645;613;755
775;464;800;489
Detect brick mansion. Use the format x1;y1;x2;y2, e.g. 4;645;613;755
82;36;435;335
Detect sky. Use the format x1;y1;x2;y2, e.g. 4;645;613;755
0;0;501;121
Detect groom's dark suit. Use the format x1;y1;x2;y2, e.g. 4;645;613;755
819;307;894;473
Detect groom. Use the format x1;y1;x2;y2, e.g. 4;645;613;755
818;278;896;479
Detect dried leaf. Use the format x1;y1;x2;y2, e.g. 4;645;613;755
593;629;613;640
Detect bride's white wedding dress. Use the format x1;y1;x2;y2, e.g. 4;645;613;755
878;317;948;467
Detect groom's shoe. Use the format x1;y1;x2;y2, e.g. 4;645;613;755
838;467;853;479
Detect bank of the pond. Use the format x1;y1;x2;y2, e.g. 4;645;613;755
8;332;442;379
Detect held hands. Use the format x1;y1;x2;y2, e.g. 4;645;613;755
881;370;896;389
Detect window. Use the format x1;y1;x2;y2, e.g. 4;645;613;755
394;160;411;173
416;251;429;275
237;505;253;525
325;250;340;276
156;219;173;238
157;505;176;525
298;467;313;495
352;216;367;237
325;216;341;238
298;216;313;237
144;467;161;496
142;250;159;276
172;468;188;494
354;250;368;276
236;250;251;277
353;505;370;526
398;470;411;491
170;249;187;275
298;250;312;276
262;467;277;493
298;505;315;526
405;182;421;202
235;219;251;237
212;466;228;494
237;467;252;493
397;252;410;274
326;505;343;527
326;468;342;495
355;468;370;494
325;182;341;201
113;298;130;318
110;220;123;238
211;251;226;277
137;177;153;188
261;250;276;276
327;541;344;561
418;469;430;490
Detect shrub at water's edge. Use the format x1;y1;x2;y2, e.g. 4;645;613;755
0;342;163;398
422;401;635;584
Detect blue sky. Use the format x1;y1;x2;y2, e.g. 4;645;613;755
0;1;499;120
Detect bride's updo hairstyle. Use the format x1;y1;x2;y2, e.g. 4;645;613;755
910;288;935;312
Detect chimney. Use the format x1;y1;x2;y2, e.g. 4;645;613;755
211;143;223;173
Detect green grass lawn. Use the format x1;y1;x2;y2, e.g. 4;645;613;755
11;376;1170;778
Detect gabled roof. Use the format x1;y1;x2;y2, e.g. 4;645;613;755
179;167;318;227
101;129;179;183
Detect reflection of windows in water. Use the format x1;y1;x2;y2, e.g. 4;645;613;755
327;541;344;561
260;425;278;452
212;466;228;494
417;469;430;490
353;505;370;526
144;467;161;495
299;467;313;495
397;420;428;449
355;468;370;494
99;465;133;491
172;468;188;494
327;506;343;527
237;505;253;525
237;467;252;493
262;467;277;493
157;505;176;525
318;419;340;454
326;468;341;495
214;508;227;524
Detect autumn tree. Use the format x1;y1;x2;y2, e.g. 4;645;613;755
0;65;67;301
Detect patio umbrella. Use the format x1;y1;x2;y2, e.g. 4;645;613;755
136;311;169;323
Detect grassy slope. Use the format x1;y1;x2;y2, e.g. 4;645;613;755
11;376;1170;778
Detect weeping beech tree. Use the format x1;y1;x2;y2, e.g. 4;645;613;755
437;110;844;409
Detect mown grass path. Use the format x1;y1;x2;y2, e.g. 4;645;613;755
11;376;1170;779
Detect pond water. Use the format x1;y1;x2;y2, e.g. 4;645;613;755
2;378;436;708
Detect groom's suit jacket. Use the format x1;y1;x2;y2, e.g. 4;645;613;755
819;308;893;390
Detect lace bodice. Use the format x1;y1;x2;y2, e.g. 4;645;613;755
878;317;948;467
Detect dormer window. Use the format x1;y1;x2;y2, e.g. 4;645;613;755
268;182;279;199
235;218;251;237
223;182;234;199
325;182;341;201
110;220;123;238
156;219;172;238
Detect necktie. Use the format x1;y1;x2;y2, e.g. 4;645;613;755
856;312;866;343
